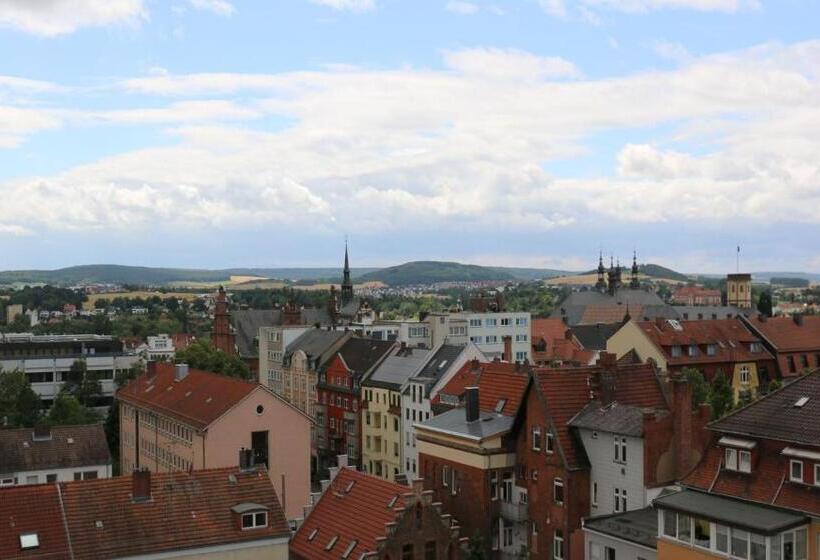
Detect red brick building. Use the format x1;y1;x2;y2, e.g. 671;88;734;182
291;457;466;560
742;314;820;378
210;286;236;355
671;286;723;306
530;318;595;366
315;337;395;474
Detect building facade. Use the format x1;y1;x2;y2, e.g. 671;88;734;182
726;273;753;308
742;314;820;378
117;362;312;519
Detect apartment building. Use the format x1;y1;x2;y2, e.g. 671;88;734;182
291;455;466;560
0;424;111;487
608;318;777;400
671;286;723;306
257;324;310;389
657;370;820;560
0;333;140;409
314;337;395;474
0;464;290;560
136;333;176;362
742;314;820;378
361;344;431;482
117;362;311;519
401;342;486;481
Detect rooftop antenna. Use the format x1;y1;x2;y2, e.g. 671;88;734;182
736;244;740;273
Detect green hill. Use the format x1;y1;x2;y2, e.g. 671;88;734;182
357;261;569;286
583;263;689;282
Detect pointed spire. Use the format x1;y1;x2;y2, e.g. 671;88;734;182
344;237;350;273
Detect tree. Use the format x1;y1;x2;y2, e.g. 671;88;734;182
175;340;252;380
1;312;32;333
682;367;709;409
63;359;103;407
709;370;734;420
47;392;99;426
0;369;42;427
757;291;773;317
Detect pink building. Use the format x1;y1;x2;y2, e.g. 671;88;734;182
118;362;312;519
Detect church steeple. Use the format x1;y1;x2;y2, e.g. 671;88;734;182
341;239;354;305
595;251;607;291
630;251;640;289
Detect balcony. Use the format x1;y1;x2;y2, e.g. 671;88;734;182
499;500;528;523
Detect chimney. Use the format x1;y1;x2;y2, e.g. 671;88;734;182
671;374;693;479
174;363;189;381
470;358;480;372
598;371;617;406
794;314;804;326
464;387;479;423
502;336;512;362
132;468;151;502
596;352;617;370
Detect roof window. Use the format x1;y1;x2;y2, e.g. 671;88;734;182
307;528;319;541
342;539;358;559
387;494;399;508
325;535;339;551
794;396;810;408
20;533;39;550
495;399;507;413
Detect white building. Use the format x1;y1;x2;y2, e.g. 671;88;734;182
257;325;311;387
137;334;176;362
0;333;141;409
400;341;486;481
0;424;112;487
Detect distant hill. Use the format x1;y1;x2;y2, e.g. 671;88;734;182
582;263;689;282
358;261;568;286
0;265;379;287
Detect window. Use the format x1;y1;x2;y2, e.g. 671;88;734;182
739;366;751;385
677;513;691;543
739;450;752;473
442;466;449;487
485;335;498;344
750;533;766;560
671;345;682;357
688;345;699;357
553;478;564;505
532;426;542;451
501;318;511;326
694;518;711;548
614;437;627;463
815;464;820;487
515;334;528;342
790;460;803;483
424;541;437;560
731;528;749;559
725;447;750;472
553;529;564;560
715;524;729;553
663;510;677;538
592;482;598;507
707;344;717;356
501;472;513;502
46;474;57;483
490;472;498;500
788;356;796;373
19;533;39;550
750;342;762;353
485;318;497;327
614;488;626;513
241;511;268;530
469;318;482;328
516;317;528;326
546;432;555;454
515;351;528;361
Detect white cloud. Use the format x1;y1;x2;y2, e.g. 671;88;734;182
309;0;375;11
0;106;61;148
539;0;568;18
540;0;758;21
2;41;820;237
653;41;693;63
0;0;146;36
187;0;235;16
446;1;479;15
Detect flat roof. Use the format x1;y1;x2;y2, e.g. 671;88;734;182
654;490;808;535
416;407;513;441
584;507;657;549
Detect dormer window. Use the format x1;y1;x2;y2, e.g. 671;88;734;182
671;345;682;358
688;345;699;357
707;344;717;356
241;511;268;529
724;448;752;473
790;460;804;483
546;432;555;454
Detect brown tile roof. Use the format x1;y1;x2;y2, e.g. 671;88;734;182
744;315;820;352
534;362;668;469
290;468;411;560
61;467;289;560
636;318;772;366
0;484;70;560
581;304;643;325
709;369;820;445
431;360;529;416
0;424;111;475
531;318;594;364
117;362;258;429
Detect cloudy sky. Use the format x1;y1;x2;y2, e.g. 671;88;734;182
0;0;818;273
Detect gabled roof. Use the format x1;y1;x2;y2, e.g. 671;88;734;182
569;402;649;437
61;467;289;560
290;468;415;560
414;344;466;381
0;424;111;475
232;308;334;358
0;484;70;560
534;362;668;469
569;323;623;351
364;346;432;390
432;360;529;416
285;329;347;364
117;363;258;429
743;315;820;352
709;369;820;445
330;337;395;376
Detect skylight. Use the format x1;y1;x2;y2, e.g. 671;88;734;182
794;396;810;408
325;535;339;551
342;539;358;559
20;533;39;550
345;480;355;493
494;399;507;413
307;528;318;541
387;495;398;508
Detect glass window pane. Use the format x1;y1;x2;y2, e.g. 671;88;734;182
751;533;766;560
770;535;781;560
694;519;711;548
784;531;794;560
678;514;691;542
732;529;749;559
716;525;729;553
663;511;677;538
795;529;807;560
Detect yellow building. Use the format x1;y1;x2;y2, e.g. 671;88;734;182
607;318;774;401
361;345;430;481
727;273;753;308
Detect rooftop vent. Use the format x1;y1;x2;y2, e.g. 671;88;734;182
794;396;810;408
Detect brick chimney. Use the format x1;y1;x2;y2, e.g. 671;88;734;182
595;353;618;405
464;387;479;423
132;468;152;502
671;374;693;479
502;336;512;362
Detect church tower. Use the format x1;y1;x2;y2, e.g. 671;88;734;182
341;240;354;305
210;286;236;354
630;251;640;289
595;252;607;292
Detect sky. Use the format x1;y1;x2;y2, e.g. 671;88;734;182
0;0;819;273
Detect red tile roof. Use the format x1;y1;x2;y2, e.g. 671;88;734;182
291;468;421;560
0;424;110;474
0;484;70;560
434;361;480;404
744;315;820;352
531;318;595;365
117;362;258;429
61;467;289;560
533;362;668;469
636;318;772;366
581;304;643;325
432;360;529;416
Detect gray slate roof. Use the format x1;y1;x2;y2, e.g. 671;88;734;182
408;344;467;396
569;323;623;351
417;407;514;441
654;489;808;534
284;329;347;367
675;305;751;320
584;507;658;549
710;369;820;445
569;402;654;437
231;308;333;358
365;346;432;390
0;424;111;475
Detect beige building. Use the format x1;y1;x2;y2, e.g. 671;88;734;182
117;362;312;519
726;273;753;308
361;344;431;481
